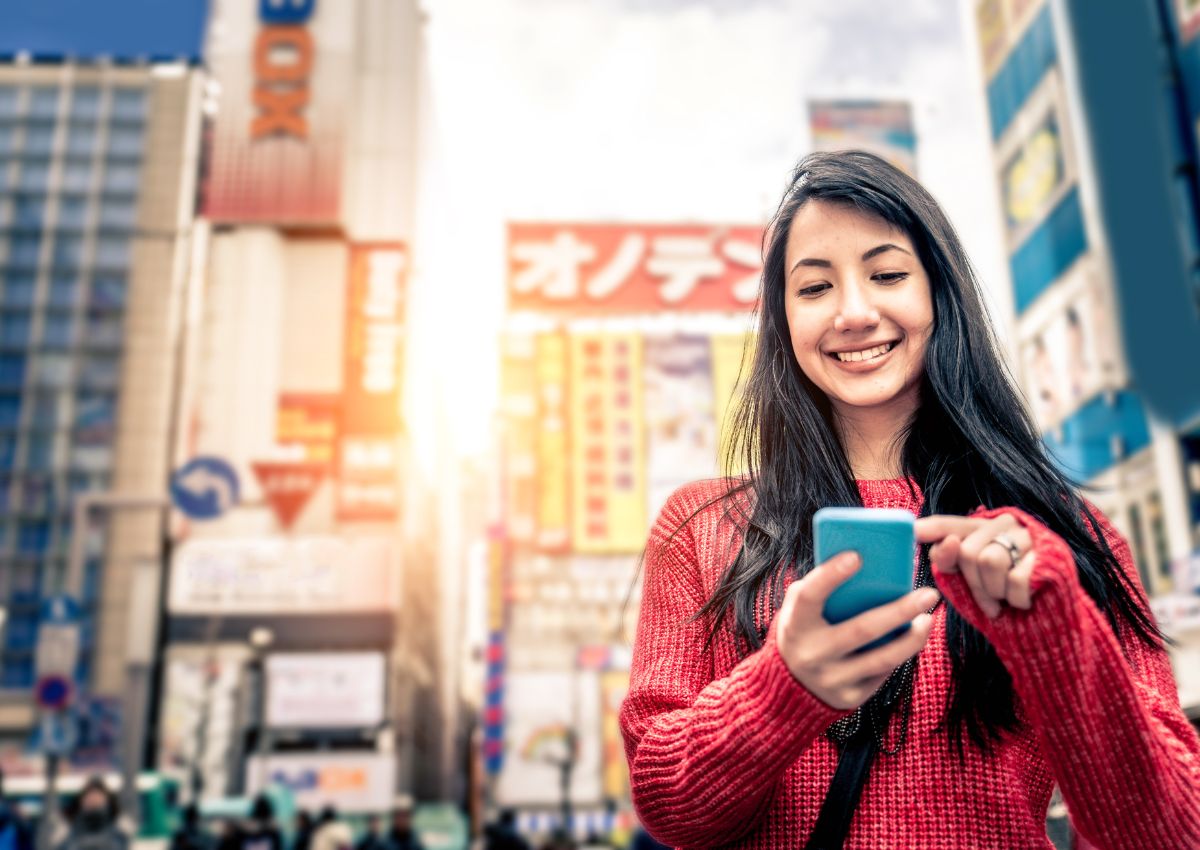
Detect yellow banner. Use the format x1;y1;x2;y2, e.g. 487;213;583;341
501;334;538;544
535;333;571;552
569;333;646;553
600;670;631;801
711;333;753;475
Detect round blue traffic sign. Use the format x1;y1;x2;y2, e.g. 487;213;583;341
170;456;240;520
35;674;73;710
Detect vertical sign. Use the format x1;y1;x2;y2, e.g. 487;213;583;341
535;333;571;552
483;532;507;777
711;333;752;474
500;335;538;544
569;334;646;554
204;0;355;224
338;244;406;522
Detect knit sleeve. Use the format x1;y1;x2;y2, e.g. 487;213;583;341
933;504;1200;849
618;484;845;848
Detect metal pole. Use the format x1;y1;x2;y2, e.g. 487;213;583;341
66;493;166;598
37;753;59;850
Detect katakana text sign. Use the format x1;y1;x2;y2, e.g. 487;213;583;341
507;223;764;313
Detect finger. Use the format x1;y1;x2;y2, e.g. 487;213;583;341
962;527;1012;601
838;612;935;683
954;530;1001;619
1005;552;1036;610
931;535;962;574
915;515;983;544
786;551;861;623
827;587;939;657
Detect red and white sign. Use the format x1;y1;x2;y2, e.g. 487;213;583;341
336;436;398;522
252;461;326;530
343;244;406;435
265;652;385;728
507;223;763;314
276;394;338;465
203;0;355;224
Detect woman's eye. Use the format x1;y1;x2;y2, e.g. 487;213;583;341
796;282;831;297
872;272;909;284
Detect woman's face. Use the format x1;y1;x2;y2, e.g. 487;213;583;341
783;200;934;418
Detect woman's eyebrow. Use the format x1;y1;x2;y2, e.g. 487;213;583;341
788;243;912;275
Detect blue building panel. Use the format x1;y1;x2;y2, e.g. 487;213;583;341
987;4;1058;141
1010;185;1088;314
1043;390;1152;481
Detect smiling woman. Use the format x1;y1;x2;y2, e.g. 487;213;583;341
619;150;1200;850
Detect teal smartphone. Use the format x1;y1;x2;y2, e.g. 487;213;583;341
814;507;916;650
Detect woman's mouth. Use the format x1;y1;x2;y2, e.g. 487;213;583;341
826;340;900;363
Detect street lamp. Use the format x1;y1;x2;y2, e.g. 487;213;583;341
248;627;274;793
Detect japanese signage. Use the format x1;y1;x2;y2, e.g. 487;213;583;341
343;244;406;435
252;461;326;530
484;533;507;777
336;435;399;522
535;334;571;552
809;100;917;177
169;536;396;614
246;753;396;813
643;336;717;522
568;334;646;554
266;653;385;728
276;394;338;465
204;0;354;224
507;223;762;314
500;335;538;544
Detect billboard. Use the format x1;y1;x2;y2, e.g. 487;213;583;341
507;223;763;314
266;652;386;728
535;334;571;552
246;753;396;813
808;100;917;176
275;393;338;465
204;0;355;224
169;536;396;614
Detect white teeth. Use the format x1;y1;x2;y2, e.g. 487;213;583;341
834;343;893;362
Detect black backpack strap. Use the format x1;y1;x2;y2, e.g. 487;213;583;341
802;729;878;850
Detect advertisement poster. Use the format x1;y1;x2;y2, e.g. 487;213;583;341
711;332;753;473
568;334;646;554
535;333;571;552
495;671;602;807
508;223;763;314
600;671;630;801
246;753;396;813
1002;109;1067;243
808;100;917;176
643;335;717;522
203;0;355;224
266;652;386;729
501;334;539;544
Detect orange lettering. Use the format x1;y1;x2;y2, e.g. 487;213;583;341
252;87;309;138
254;27;313;82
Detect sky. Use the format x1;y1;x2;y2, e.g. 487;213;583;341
411;0;1011;458
0;0;209;61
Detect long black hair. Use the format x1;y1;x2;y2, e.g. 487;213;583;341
695;149;1162;752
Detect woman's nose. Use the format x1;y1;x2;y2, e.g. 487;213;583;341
833;281;881;332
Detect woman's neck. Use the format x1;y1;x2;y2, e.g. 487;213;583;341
832;398;916;480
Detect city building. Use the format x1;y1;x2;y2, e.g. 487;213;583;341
971;0;1200;719
0;57;203;770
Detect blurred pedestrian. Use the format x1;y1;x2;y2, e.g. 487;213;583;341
239;795;283;850
310;807;352;850
482;810;528;850
169;804;214;850
380;801;422;850
290;811;314;850
0;769;33;850
56;776;127;850
620;149;1200;849
216;820;241;850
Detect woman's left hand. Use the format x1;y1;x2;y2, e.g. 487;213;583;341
914;513;1035;619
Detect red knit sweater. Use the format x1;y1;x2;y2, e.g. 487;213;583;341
619;478;1200;849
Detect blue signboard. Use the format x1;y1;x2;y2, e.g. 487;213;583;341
170;456;240;520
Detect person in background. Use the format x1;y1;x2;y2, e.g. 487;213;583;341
290;811;314;850
482;810;529;850
310;807;352;850
353;816;384;850
239;795;283;850
381;800;422;850
56;776;127;850
0;769;33;850
169;804;214;850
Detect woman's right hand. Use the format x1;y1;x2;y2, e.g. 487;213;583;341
775;551;939;710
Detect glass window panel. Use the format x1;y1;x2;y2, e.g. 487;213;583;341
25;431;58;471
23;123;55;156
1;275;36;308
98;198;135;229
56;196;89;230
111;87;146;120
106;126;143;158
90;275;125;309
0;355;25;387
0;395;19;427
41;311;74;349
0;86;18;118
13;195;46;229
71;443;112;471
65;121;97;157
9;234;41;266
18;162;49;192
17;474;51;513
101;163;139;194
94;237;129;269
0;311;32;347
70;87;101;119
53;236;86;268
17;519;50;554
2;656;35;689
29;87;60;119
0;126;14;154
62;159;92;193
83;311;122;349
79;355;117;389
74;392;115;446
48;273;80;307
32;353;72;388
0;434;15;466
31;391;65;428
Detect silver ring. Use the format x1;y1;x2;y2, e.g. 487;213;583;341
986;533;1022;570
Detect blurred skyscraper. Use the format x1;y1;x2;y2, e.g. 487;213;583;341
971;0;1200;719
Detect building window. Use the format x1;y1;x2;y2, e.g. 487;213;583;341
56;196;89;231
78;355;118;389
17;162;49;193
53;235;86;268
74;391;115;445
0;434;15;466
70;87;101;120
32;353;73;389
23;123;55;157
90;275;125;309
0;395;19;427
106;126;143;159
62;159;92;193
66;121;97;157
101;163;139;195
8;234;41;267
0;126;14;155
0;86;18;119
93;237;129;270
0;355;25;388
98;197;136;230
83;311;122;349
17;520;51;554
29;87;60;119
48;273;80;307
111;88;146;122
0;311;32;347
25;431;59;471
1;274;36;307
41;311;75;349
13;195;46;230
30;391;64;428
